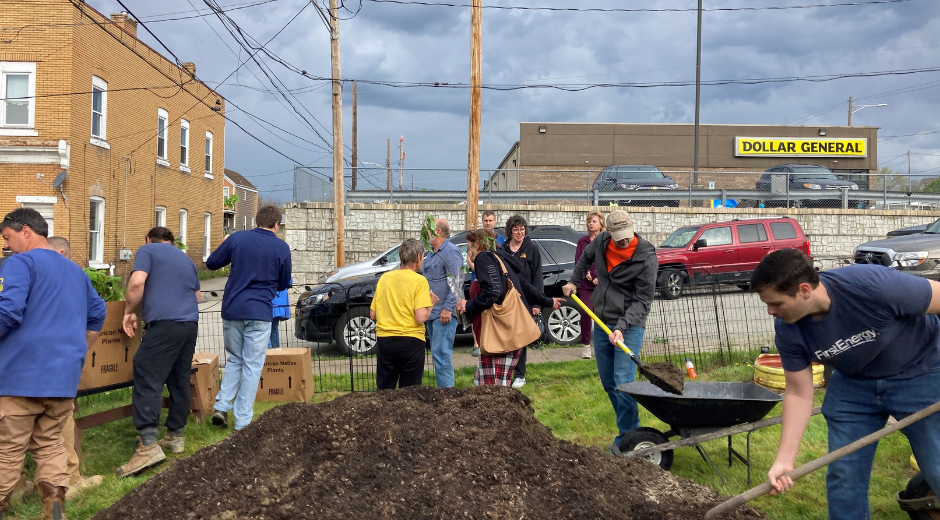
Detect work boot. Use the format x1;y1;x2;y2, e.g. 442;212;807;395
116;437;166;478
38;481;67;520
158;432;185;454
211;410;228;428
64;475;103;501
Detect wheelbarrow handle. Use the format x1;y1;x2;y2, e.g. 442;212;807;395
704;398;940;519
570;294;636;358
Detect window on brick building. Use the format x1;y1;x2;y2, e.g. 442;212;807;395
157;109;168;163
203;213;211;261
155;206;166;227
179;209;188;246
91;76;107;140
89;197;104;264
223;185;229;198
180;119;190;170
205;131;213;174
0;62;36;135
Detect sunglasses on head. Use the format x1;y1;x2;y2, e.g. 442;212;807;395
1;215;30;230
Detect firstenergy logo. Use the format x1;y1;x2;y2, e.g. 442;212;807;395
814;329;878;360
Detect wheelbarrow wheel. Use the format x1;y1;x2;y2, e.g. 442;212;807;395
619;427;673;471
898;472;940;520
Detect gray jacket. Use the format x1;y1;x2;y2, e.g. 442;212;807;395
568;231;658;332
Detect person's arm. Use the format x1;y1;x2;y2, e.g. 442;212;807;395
0;257;31;337
85;275;107;337
415;307;432;324
438;247;463;321
768;367;816;495
563;235;600;296
370;308;376;320
205;235;233;270
923;279;940;314
615;254;658;333
276;247;292;292
123;271;148;337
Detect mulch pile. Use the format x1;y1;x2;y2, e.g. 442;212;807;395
93;386;765;520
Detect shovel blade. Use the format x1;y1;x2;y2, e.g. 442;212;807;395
639;362;684;395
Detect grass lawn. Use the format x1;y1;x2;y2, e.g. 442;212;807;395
6;360;919;519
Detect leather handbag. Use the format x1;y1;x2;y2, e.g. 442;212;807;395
479;255;542;355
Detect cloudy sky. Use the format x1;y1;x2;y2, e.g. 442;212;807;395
87;0;940;199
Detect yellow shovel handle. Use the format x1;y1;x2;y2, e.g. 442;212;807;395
570;294;636;358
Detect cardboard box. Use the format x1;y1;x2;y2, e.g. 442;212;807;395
78;302;142;391
255;348;313;402
191;352;220;414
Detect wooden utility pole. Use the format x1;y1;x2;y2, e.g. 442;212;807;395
466;0;482;231
692;0;703;187
386;139;391;190
330;0;345;267
848;97;853;126
351;82;358;190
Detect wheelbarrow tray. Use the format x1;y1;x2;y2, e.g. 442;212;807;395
617;381;782;429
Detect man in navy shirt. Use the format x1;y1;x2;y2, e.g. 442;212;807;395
753;249;940;520
0;209;106;520
206;206;291;430
116;227;200;478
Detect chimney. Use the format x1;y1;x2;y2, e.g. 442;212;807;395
181;62;197;79
110;12;138;38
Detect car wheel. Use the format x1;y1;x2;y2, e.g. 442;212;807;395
658;269;685;300
544;302;582;346
334;307;377;356
619;427;673;470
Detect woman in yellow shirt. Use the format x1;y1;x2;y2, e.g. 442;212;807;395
370;238;439;389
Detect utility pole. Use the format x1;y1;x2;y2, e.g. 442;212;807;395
848;97;853;126
466;0;482;231
692;0;703;188
398;135;404;190
351;82;357;190
386;138;391;191
329;0;345;267
908;150;912;193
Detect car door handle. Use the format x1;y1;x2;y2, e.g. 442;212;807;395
724;249;734;253
761;246;771;250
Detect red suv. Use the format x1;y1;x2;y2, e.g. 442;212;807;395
655;217;811;299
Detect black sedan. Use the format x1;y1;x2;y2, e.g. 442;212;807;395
295;226;587;356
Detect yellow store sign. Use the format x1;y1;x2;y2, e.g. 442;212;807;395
735;137;867;158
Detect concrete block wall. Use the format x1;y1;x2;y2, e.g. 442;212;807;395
283;203;940;285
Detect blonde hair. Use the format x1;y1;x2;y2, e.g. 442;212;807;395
586;211;606;233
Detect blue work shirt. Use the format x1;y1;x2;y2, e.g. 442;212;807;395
206;228;292;321
775;264;940;379
423;240;463;320
0;249;106;397
132;242;200;323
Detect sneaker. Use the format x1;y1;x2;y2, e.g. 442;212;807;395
211;410;228;428
581;345;592;359
511;377;526;389
116;438;166;478
158;433;185;454
65;475;103;501
471;347;480;357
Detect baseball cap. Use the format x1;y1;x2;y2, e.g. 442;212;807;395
606;210;635;241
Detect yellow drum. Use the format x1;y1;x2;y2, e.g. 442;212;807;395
754;354;825;390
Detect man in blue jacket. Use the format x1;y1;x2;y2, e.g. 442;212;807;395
0;209;106;520
206;206;291;431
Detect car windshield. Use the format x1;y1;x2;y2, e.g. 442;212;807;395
791;167;838;180
925;219;940;234
661;226;700;248
616;169;665;180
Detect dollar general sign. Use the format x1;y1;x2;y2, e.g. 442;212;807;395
735;137;867;158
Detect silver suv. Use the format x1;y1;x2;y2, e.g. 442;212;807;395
854;218;940;279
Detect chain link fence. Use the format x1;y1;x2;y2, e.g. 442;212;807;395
293;166;940;210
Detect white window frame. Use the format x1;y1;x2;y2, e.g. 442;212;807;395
203;213;211;261
223;185;230;199
89;196;105;266
179;119;190;172
204;131;213;178
0;62;37;136
179;209;187;246
157;108;169;166
90;76;108;148
155;206;166;227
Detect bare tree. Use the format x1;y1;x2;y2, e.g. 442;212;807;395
258;194;282;208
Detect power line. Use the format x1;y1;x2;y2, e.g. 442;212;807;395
361;0;923;12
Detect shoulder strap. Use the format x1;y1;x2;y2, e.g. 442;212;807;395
492;254;509;275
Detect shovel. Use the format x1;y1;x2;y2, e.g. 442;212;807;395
704;398;940;519
570;294;684;395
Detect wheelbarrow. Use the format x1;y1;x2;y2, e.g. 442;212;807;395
616;381;783;485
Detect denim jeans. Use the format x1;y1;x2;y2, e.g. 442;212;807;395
268;321;281;348
593;323;645;445
215;320;271;430
823;364;940;520
427;318;458;388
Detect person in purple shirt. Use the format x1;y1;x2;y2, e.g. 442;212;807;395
575;212;605;360
205;206;291;431
0;208;106;520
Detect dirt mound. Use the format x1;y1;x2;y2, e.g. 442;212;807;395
93;386;764;520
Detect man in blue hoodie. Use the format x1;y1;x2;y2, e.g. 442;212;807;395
0;209;106;520
205;206;291;431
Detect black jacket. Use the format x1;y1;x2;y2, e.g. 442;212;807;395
569;232;658;332
501;236;543;289
466;250;552;316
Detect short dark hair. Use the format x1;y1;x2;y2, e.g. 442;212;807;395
751;248;819;296
256;205;281;229
505;214;528;236
481;210;497;219
1;208;49;237
147;227;175;243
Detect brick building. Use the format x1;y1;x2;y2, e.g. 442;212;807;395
0;0;224;275
222;169;258;234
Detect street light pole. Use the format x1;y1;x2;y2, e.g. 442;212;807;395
848;99;887;126
692;0;703;186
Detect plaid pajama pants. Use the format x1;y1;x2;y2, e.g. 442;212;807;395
474;349;521;386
